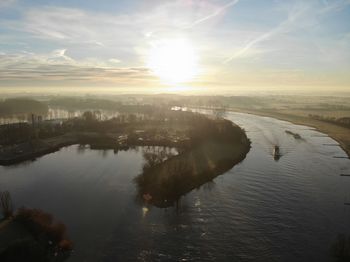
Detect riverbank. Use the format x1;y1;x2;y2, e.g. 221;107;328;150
135;121;251;208
0;130;190;166
0;133;77;166
0;110;240;166
0;209;72;261
0;108;252;207
232;108;350;158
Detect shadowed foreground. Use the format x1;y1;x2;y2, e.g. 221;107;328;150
135;119;250;208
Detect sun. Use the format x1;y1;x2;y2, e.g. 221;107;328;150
147;38;198;84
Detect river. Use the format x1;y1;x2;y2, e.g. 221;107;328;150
0;111;349;261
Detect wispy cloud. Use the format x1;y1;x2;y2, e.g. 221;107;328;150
319;0;350;13
184;0;239;29
0;0;349;90
0;0;16;9
224;2;309;63
0;50;152;83
11;1;234;44
224;0;350;63
0;0;238;83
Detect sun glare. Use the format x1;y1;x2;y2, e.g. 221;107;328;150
147;39;198;84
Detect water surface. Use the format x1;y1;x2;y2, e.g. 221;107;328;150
0;112;349;261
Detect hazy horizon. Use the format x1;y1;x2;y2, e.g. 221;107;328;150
1;2;350;260
0;0;349;95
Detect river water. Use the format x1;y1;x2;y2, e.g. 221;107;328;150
0;112;349;261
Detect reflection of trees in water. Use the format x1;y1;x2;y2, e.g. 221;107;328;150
142;146;177;171
331;234;350;262
0;191;13;219
76;144;87;154
212;107;227;119
201;180;216;192
99;149;109;158
135;140;249;208
132;112;250;208
2;159;35;170
135;146;223;208
135;149;190;207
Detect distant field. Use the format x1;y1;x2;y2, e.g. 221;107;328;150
1;94;349;157
231;107;350;158
191;95;350;157
280;109;350;118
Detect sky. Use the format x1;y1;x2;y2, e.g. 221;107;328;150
0;0;350;94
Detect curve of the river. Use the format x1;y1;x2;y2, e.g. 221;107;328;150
0;111;349;261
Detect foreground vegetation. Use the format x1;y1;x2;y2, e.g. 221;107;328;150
0;191;72;261
135;115;250;207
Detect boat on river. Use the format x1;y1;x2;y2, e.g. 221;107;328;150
273;145;281;160
285;130;302;139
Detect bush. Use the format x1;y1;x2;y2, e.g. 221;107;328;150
15;208;73;251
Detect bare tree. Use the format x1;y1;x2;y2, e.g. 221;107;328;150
0;191;13;219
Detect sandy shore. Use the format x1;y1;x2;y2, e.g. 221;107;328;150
231;108;350;158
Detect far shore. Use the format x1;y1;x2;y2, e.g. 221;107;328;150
0;111;251;209
230;108;350;158
0;131;188;166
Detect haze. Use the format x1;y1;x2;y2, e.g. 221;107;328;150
0;0;350;95
1;1;350;261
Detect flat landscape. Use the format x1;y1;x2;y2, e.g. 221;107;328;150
1;0;350;260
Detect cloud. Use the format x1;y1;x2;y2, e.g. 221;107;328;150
224;1;309;63
5;0;237;46
319;0;350;13
184;0;239;29
0;0;16;9
0;1;237;79
224;0;350;63
47;49;74;63
0;50;153;83
0;0;349;90
109;58;121;64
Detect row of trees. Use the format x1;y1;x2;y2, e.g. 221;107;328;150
309;114;350;129
0;99;48;117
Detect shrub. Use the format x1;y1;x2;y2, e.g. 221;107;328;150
15;208;73;251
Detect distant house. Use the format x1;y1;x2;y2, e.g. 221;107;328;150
117;135;128;145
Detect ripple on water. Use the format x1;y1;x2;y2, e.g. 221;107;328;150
0;112;350;261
